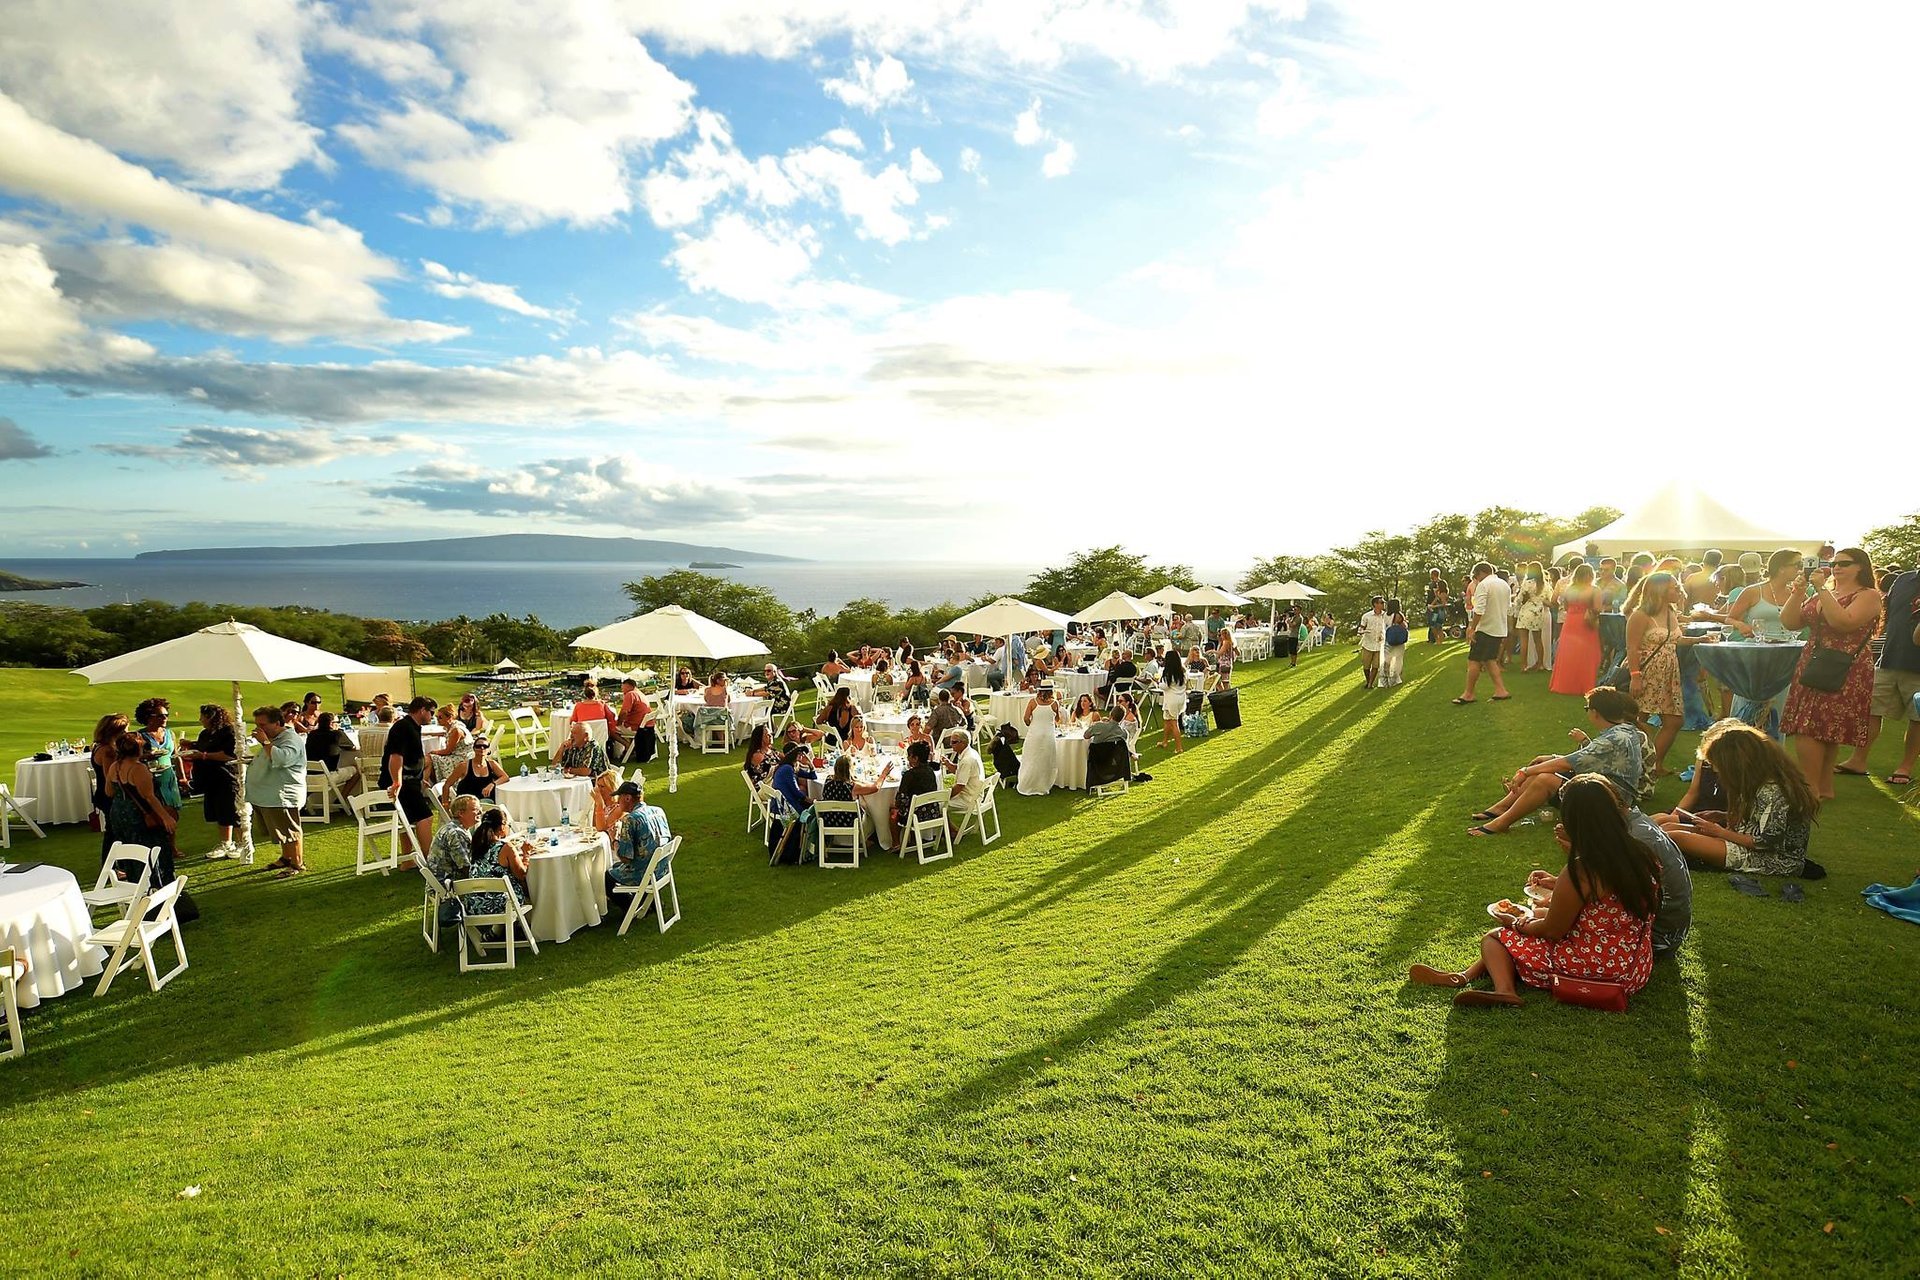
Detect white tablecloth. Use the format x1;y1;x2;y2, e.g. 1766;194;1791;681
990;691;1036;738
11;755;94;825
1049;669;1109;704
524;828;611;942
0;863;106;1007
808;766;902;852
836;670;877;710
672;693;771;725
547;712;609;750
1053;734;1090;791
494;775;594;829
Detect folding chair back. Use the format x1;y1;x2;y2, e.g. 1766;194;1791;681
301;760;350;824
1087;740;1131;797
349;790;402;876
418;858;453;953
742;770;772;833
508;707;548;758
85;875;189;996
899;787;953;864
950;781;1001;847
813;802;864;868
0;784;45;847
84;844;156;917
0;946;22;1059
613;835;683;935
450;876;539;971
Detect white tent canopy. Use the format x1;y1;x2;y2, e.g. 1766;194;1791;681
1071;590;1168;624
73;621;379;860
492;657;520;672
1141;586;1189;607
1552;483;1823;561
570;605;769;792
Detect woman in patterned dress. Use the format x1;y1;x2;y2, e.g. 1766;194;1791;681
1410;775;1661;1007
460;807;531;918
1661;722;1819;877
1780;547;1883;801
1624;572;1715;778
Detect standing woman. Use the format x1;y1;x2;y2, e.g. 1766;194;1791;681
1543;563;1565;672
1214;626;1236;684
134;697;183;810
1159;646;1188;754
89;712;130;863
184;704;243;856
1017;687;1061;795
1625;572;1711;778
1781;547;1883;800
1550;564;1602;695
105;732;177;886
1380;598;1410;688
1514;563;1550;672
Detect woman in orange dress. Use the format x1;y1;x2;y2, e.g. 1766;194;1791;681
1409;775;1661;1007
1780;547;1883;801
1549;563;1602;696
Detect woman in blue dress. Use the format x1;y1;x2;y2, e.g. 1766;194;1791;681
135;697;183;809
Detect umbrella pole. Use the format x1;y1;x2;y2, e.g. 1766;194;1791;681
234;679;255;863
667;653;679;793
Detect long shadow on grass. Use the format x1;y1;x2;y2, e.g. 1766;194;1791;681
921;671;1429;1119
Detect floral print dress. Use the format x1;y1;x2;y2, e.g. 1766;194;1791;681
1781;591;1877;747
1498;894;1654;994
460;838;529;917
1635;609;1683;719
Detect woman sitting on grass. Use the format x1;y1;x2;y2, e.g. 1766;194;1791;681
1658;722;1821;878
1412;774;1661;1007
1468;687;1650;835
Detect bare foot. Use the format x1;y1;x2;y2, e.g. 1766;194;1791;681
1453;989;1523;1007
1408;964;1467;988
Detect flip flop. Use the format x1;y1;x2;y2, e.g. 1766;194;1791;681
1451;697;1477;705
1834;766;1870;777
1467;825;1501;837
1490;694;1513;701
1408;964;1467;988
1781;882;1806;903
1453;990;1523;1008
1470;809;1498;822
1727;874;1769;898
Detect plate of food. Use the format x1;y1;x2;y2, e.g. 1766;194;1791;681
1486;898;1532;922
1523;884;1552;904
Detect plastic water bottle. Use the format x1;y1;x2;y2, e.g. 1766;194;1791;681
560;805;569;829
519;764;528;777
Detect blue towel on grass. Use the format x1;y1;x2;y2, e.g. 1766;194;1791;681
1861;877;1920;925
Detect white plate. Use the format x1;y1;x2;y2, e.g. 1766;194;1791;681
1523;884;1551;903
1487;902;1532;922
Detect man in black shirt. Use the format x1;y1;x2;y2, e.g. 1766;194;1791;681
889;740;942;848
382;695;438;857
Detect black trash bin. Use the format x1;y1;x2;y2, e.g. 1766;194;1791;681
1208;687;1241;731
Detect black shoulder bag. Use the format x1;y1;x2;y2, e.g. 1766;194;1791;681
1796;604;1873;693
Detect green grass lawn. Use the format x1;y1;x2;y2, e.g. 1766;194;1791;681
1;647;1916;1277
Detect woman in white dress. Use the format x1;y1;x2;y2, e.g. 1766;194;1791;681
1017;688;1061;795
1159;648;1188;754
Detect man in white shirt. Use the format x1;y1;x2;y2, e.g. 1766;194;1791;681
942;729;988;834
1358;596;1390;689
1456;560;1512;704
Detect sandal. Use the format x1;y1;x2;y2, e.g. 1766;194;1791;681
1408;964;1467;988
1886;771;1913;785
1453;990;1523;1008
1834;765;1870;777
1467;825;1501;837
1470;809;1498;822
276;866;304;879
1451;697;1476;705
1490;694;1513;701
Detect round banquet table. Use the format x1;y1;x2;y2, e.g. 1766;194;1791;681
493;775;595;829
989;690;1037;738
523;828;611;942
11;755;94;825
1693;639;1805;739
0;863;106;1007
671;692;770;725
808;763;902;851
1051;732;1090;791
835;670;878;711
546;712;609;750
1049;669;1109;704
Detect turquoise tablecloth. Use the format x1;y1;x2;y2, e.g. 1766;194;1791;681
1693;640;1804;738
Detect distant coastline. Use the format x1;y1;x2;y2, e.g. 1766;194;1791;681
135;532;803;565
689;560;740;569
0;569;86;592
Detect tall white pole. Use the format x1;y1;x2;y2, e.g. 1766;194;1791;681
233;679;255;864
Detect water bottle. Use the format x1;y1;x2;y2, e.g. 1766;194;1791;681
560;805;569;829
519;764;528;777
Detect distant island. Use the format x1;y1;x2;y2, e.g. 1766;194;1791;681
0;569;87;592
689;560;741;569
137;534;803;565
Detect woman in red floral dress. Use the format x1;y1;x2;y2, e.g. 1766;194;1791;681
1408;775;1662;1007
1781;548;1883;801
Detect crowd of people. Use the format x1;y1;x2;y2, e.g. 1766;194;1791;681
1413;544;1917;1010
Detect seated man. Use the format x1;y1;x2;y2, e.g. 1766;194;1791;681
1085;707;1137;785
425;794;482;879
608;779;671;893
942;728;987;832
609;678;653;764
1467;687;1649;836
889;740;944;847
926;688;966;741
552;721;610;778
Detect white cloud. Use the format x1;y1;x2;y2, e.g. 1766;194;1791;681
0;92;457;344
907;147;942;184
420;260;563;321
822;127;864;151
958;146;984;182
0;0;319;189
0;242;153;372
336;0;696;229
821;53;913;113
667;214;818;306
1012;99;1047;147
374;454;756;530
1012;96;1075;177
639;110;798;229
97;424;432;470
1041;140;1076;178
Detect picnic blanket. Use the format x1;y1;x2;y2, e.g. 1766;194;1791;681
1861;877;1920;925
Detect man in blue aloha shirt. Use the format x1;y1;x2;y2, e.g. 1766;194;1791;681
610;779;671;887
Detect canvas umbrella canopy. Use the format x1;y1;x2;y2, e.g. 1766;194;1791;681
571;605;769;792
1243;580;1310;629
1550;481;1821;560
1141;585;1189;607
1071;590;1168;624
73;620;380;861
945;597;1072;689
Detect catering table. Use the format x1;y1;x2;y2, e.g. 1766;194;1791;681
1049;669;1109;704
11;754;94;825
1051;732;1090;791
989;690;1036;738
671;692;770;726
523;828;611;942
1693;639;1805;740
808;760;902;852
546;711;609;749
836;670;877;710
0;863;107;1008
494;774;595;829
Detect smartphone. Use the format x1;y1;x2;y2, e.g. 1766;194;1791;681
1673;808;1696;824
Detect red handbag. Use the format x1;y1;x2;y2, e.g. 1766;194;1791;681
1550;974;1630;1012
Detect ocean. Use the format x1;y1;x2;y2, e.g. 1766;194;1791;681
0;558;1238;628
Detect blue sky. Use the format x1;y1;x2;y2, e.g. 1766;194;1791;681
2;2;1916;565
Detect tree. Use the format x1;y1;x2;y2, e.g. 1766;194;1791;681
1862;511;1920;572
621;571;801;666
1235;555;1318;594
0;604;119;667
1022;547;1195;614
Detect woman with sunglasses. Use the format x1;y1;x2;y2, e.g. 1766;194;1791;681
1781;546;1883;800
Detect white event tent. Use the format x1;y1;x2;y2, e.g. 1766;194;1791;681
570;605;769;793
73;621;379;860
1552;483;1823;561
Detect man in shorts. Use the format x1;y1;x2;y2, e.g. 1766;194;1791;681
1840;565;1920;785
1358;596;1389;689
382;695;438;858
1455;561;1511;704
247;705;307;876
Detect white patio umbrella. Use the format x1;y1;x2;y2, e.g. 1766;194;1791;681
1141;585;1189;607
1071;590;1168;624
1243;580;1319;629
570;605;769;792
945;597;1073;688
73;620;379;861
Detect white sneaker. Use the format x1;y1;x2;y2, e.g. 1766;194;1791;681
205;847;230;860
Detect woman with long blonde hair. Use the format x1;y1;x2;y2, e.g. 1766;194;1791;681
1662;722;1820;878
1624;571;1716;777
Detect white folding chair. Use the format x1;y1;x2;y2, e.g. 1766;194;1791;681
419;858;454;954
742;770;773;833
899;787;953;864
1088;740;1132;799
0;946;21;1059
84;844;155;918
349;791;402;876
811;673;836;703
612;835;682;936
697;709;733;754
508;707;548;758
452;877;540;971
949;783;1001;847
301;761;351;824
813;802;864;869
869;719;906;750
426;785;454;831
0;784;44;848
84;876;189;996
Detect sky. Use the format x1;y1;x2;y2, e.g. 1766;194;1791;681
1;1;1916;565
